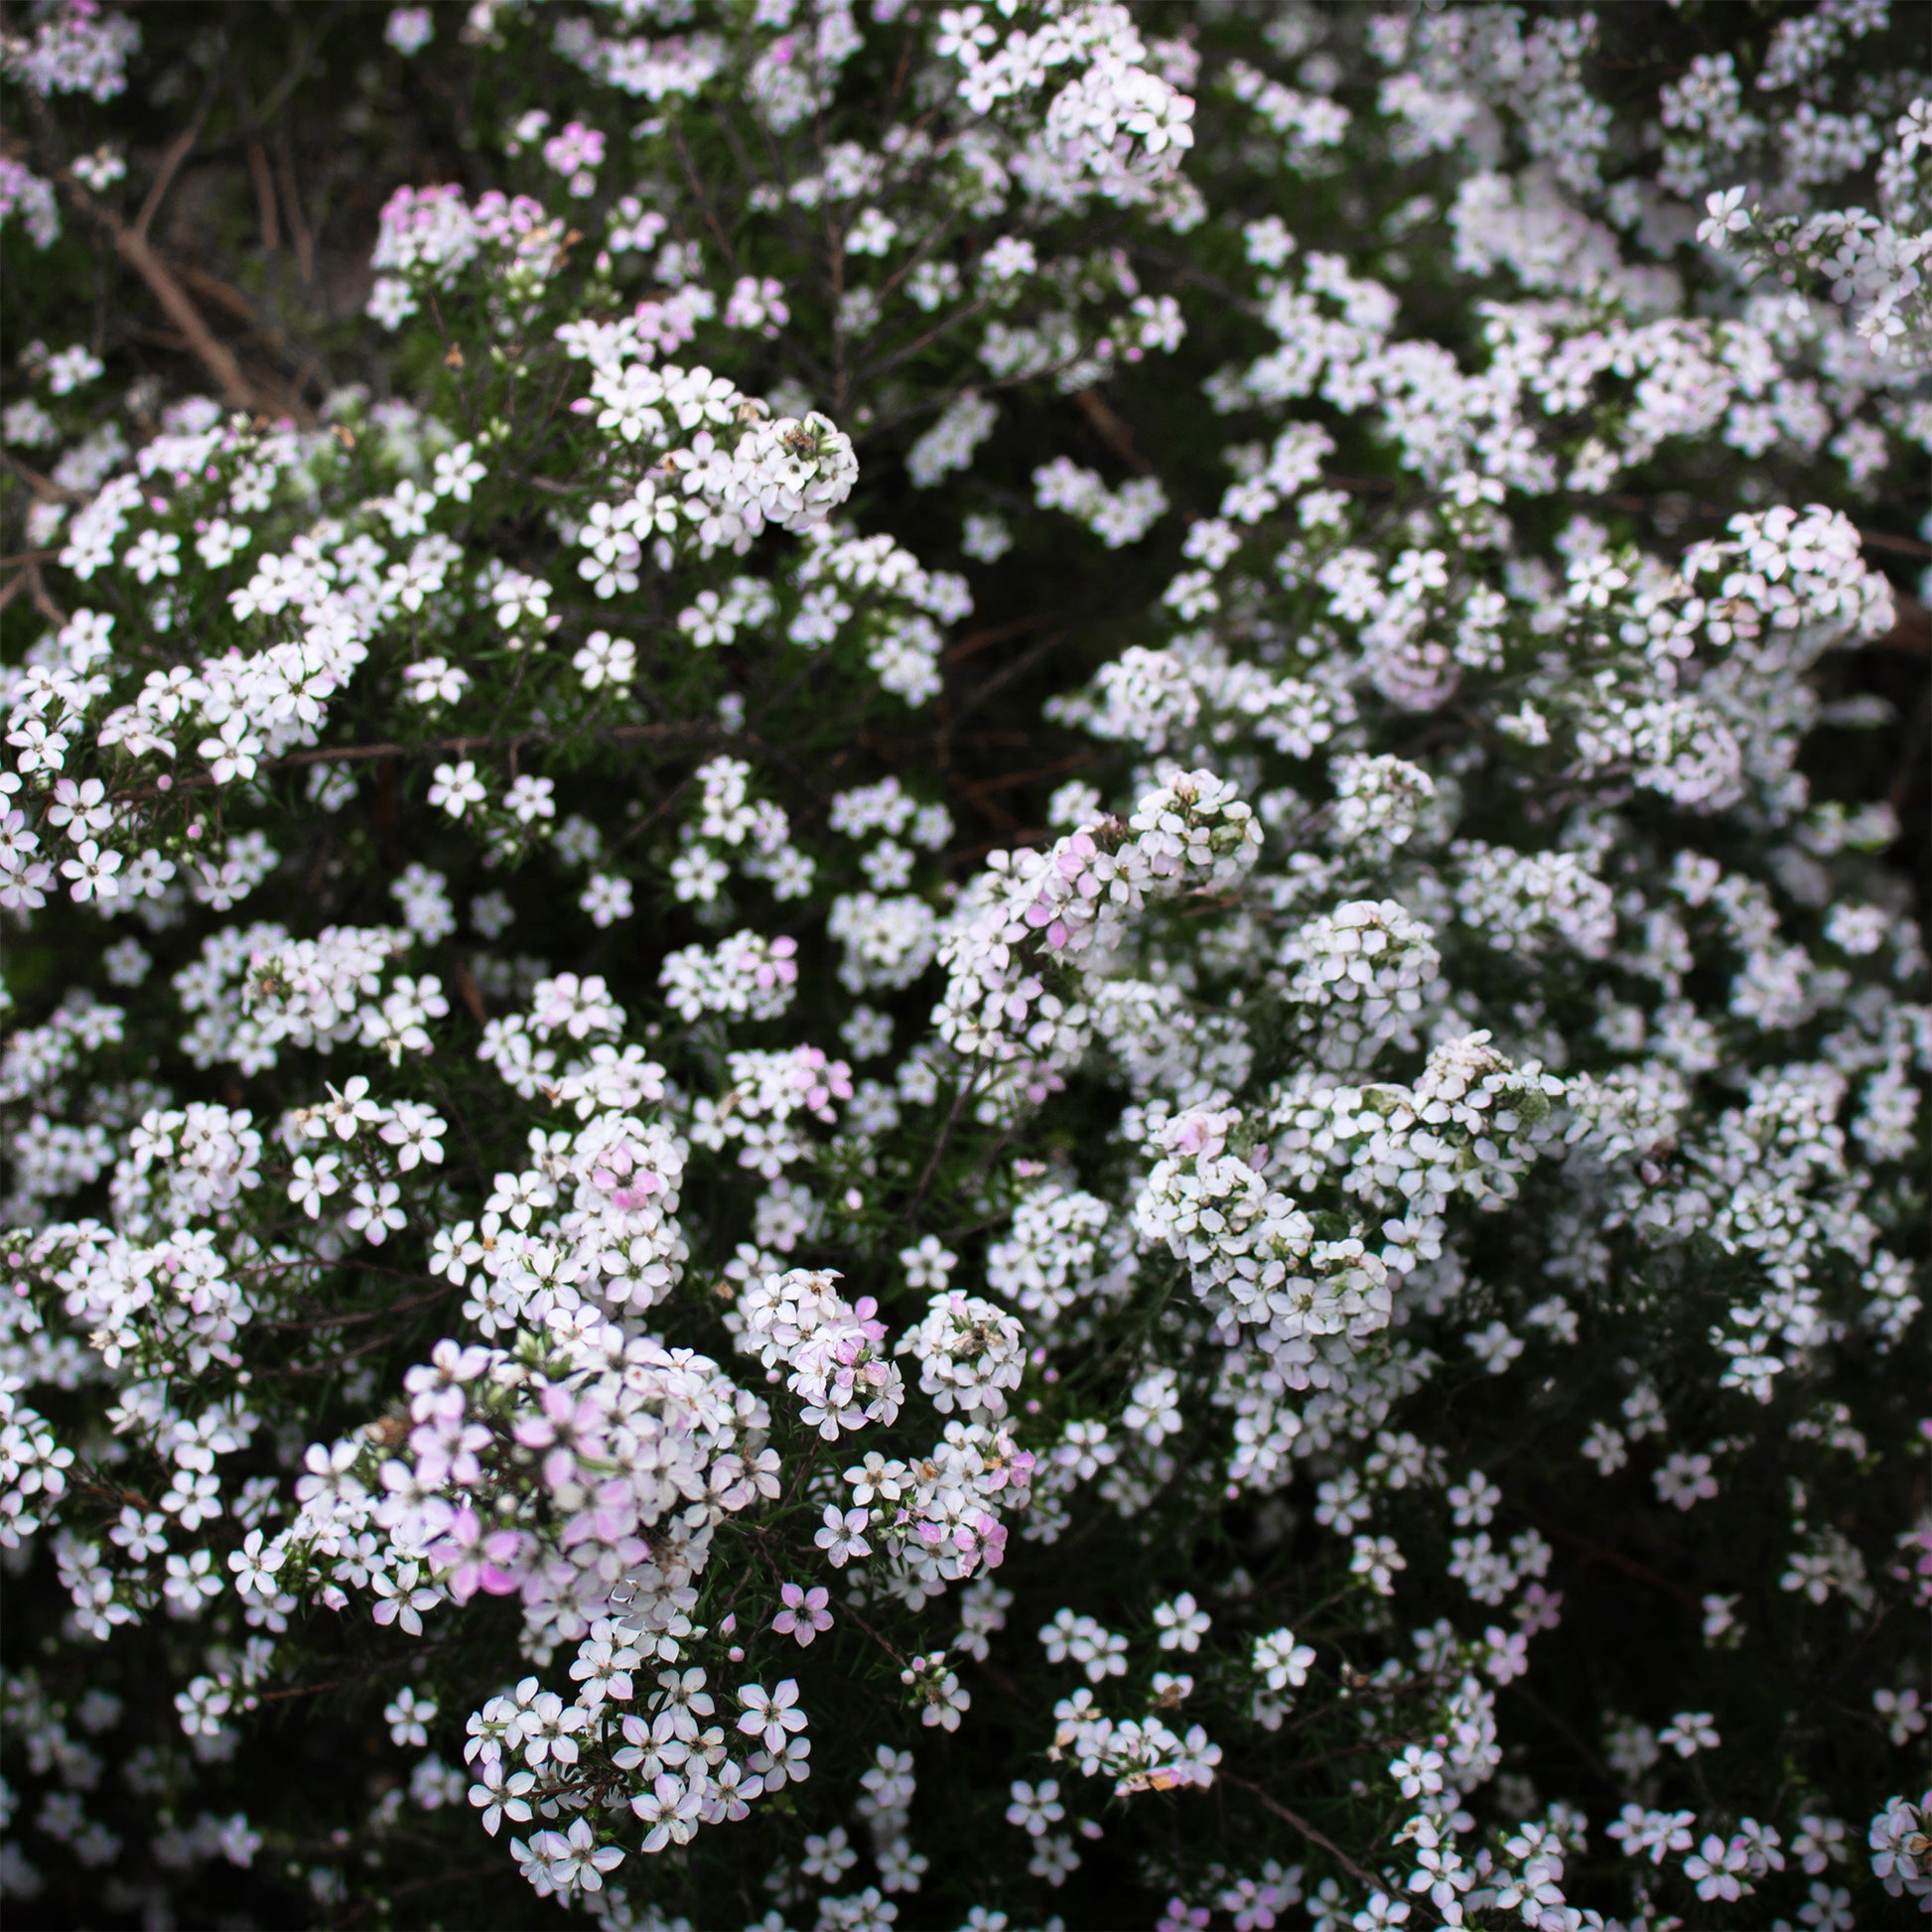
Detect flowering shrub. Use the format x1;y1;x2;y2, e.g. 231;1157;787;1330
2;1;1929;1927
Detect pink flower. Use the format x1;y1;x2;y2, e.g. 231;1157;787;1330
591;1142;665;1212
771;1583;833;1646
1057;833;1096;876
789;1046;853;1118
430;1505;528;1602
561;1477;639;1552
513;1385;607;1490
542;121;607;176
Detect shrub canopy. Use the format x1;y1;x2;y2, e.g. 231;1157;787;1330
1;2;1928;1928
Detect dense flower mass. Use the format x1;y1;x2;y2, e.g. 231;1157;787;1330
1;1;1928;1927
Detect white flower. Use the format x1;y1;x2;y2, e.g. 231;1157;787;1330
468;1758;536;1838
60;839;122;901
581;873;634;927
737;1679;807;1754
226;1529;281;1600
1005;1779;1065;1836
288;1153;343;1217
431;440;484;498
1153;1592;1210;1653
1350;1536;1407;1595
379;1101;448;1170
573;629;635;688
346;1177;406;1245
384;1685;439;1747
1654;1450;1720;1509
1873;1687;1927;1747
898;1233;958;1290
161;1547;223;1614
550;1817;623;1892
504;775;556;825
124;530;181;582
1697;186;1752;247
1658;1710;1720;1757
491;570;551;629
428;759;487;818
815;1504;873;1567
1253;1629;1315;1693
846;207;899;256
317;1076;384;1141
200;714;265;784
196;518;251;566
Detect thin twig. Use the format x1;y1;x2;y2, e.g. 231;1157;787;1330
669;124;741;274
1219;1772;1395;1899
1525;1507;1700;1608
957;751;1096;798
944;610;1058;666
111;719;735;803
842;1603;909;1669
63;174;258;409
254;1283;453;1333
251;1640;440;1708
1071;386;1151;474
133;111;207;244
901;1068;981;1228
1;554;69;626
943;628;1070;732
274;129;315;286
3;450;88;503
247;141;280;252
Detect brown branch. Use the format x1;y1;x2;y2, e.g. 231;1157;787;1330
944;828;1050;867
168;260;312;424
1071;386;1151;475
957;751;1095;798
174;260;271;330
854;290;994;388
669;124;741;275
273;130;315;286
3;450;88;504
63;174;257;409
249;1677;351;1708
247;141;280;252
450;960;487;1027
842;1603;909;1670
2;554;69;627
133;114;206;244
1855;526;1932;560
76;1479;159;1513
1525;1508;1700;1608
250;1642;438;1707
944;611;1056;665
254;1283;454;1333
944;628;1070;732
112;719;731;804
1277;1735;1411;1779
958;786;1024;833
1587;488;1932;561
1869;594;1929;656
900;1067;982;1229
1219;1772;1395;1900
